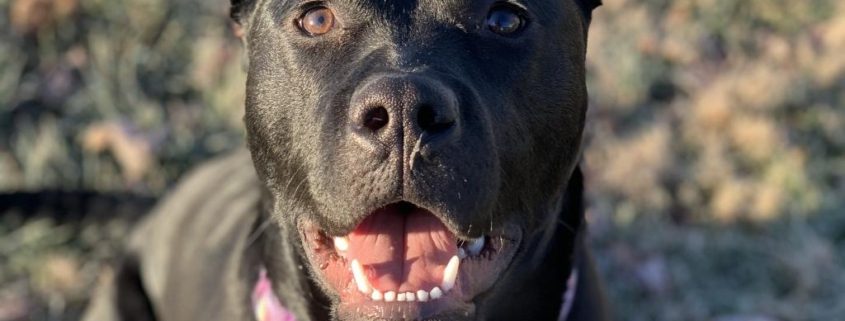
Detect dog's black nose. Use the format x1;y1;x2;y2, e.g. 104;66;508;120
350;74;459;157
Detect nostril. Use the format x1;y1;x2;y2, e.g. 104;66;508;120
363;107;389;132
417;105;454;133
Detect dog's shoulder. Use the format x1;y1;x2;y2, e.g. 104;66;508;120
129;147;261;259
128;148;264;320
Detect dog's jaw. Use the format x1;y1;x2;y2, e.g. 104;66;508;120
296;202;523;320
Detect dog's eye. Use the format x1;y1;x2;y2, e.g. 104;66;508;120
486;5;527;36
298;6;335;36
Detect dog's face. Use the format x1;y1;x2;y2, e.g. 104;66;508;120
236;0;598;319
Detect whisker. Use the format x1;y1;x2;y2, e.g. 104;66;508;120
245;218;273;247
290;176;309;200
489;211;494;234
555;217;577;234
247;164;304;247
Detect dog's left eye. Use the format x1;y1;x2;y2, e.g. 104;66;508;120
298;6;335;36
486;4;527;36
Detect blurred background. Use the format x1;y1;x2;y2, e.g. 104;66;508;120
0;0;843;320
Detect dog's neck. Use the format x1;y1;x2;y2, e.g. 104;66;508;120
249;194;334;321
252;167;585;321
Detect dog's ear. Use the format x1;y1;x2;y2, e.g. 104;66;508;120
574;0;601;22
575;0;602;12
230;0;256;25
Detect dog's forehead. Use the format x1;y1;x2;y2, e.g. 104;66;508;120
258;0;583;40
340;0;474;25
269;0;541;20
276;0;494;10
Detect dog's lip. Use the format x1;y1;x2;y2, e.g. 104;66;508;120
334;295;473;320
296;204;523;320
323;201;474;240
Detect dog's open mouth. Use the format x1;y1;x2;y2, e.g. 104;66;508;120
299;201;522;319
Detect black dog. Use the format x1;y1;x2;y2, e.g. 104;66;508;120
84;0;609;320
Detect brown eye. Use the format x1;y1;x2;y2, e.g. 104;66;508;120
486;5;526;35
298;7;335;36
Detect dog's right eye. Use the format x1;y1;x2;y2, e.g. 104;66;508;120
297;6;335;36
486;4;527;36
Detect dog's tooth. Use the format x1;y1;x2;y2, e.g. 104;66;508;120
405;292;416;302
429;287;443;300
458;248;467;259
333;236;349;252
465;236;485;256
351;260;371;294
397;292;406;302
441;255;460;292
384;291;396;302
416;290;429;302
371;289;383;301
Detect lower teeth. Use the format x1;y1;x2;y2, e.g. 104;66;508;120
350;254;461;302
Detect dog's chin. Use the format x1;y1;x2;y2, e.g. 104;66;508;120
297;201;522;320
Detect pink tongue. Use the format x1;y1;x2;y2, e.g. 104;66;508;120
346;204;457;292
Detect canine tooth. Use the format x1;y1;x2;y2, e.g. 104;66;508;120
465;236;485;255
351;260;371;294
405;292;416;301
384;291;396;302
333;236;349;252
371;289;383;301
458;248;467;259
441;255;460;292
397;293;406;302
416;290;429;302
429;287;443;299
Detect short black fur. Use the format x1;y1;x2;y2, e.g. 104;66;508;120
84;0;609;320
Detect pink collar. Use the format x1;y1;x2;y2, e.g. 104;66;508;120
252;267;578;321
557;268;578;321
252;269;297;321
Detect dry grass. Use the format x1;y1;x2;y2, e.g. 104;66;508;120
585;0;843;224
585;1;845;320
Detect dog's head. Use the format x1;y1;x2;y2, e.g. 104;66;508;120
233;0;599;319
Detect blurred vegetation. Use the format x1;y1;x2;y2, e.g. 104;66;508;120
0;0;246;194
584;0;845;320
0;0;843;320
585;0;844;223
